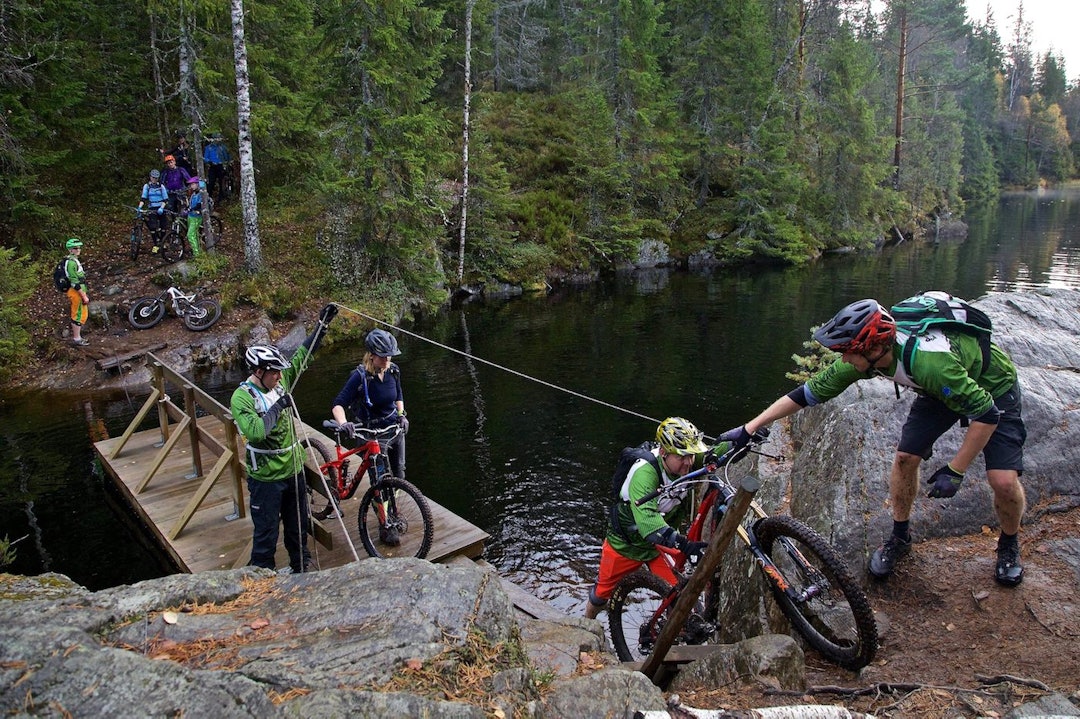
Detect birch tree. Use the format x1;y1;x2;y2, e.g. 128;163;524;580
230;0;261;272
457;0;475;285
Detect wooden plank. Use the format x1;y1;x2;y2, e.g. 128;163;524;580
96;343;167;371
94;417;490;575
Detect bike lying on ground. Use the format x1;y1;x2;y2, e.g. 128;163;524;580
129;208;185;263
127;286;222;331
301;420;434;560
607;431;878;670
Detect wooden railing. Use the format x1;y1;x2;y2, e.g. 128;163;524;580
108;353;245;540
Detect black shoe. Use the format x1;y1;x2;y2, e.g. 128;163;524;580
995;544;1024;586
869;534;912;579
379;526;400;546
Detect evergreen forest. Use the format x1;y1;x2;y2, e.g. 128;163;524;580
1;0;1077;344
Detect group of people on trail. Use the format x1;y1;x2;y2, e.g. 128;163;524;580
584;293;1027;619
230;306;413;572
136;130;232;260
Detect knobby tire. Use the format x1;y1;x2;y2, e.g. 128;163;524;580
300;438;341;520
607;570;677;662
755;515;878;670
161;228;185;263
128;298;166;329
130;225;142;261
181;299;222;331
357;476;433;560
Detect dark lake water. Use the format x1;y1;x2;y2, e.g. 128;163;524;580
2;186;1078;610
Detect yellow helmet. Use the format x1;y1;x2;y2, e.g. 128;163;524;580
656;417;709;456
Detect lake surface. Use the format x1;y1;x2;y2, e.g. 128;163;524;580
2;185;1078;608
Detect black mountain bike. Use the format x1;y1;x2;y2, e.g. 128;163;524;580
607;432;878;670
129;208;184;263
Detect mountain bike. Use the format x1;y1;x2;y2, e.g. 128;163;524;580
607;432;878;670
301;420;433;560
129;208;184;263
127;286;221;331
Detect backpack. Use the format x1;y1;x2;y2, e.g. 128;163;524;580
608;441;661;541
891;291;993;377
53;258;71;292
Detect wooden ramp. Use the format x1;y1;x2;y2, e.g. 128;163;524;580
94;354;488;574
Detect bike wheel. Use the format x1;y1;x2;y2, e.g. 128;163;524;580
300;438;341;519
755;515;878;670
161;229;185;263
127;298;166;329
608;570;677;662
181;299;222;331
357;476;433;559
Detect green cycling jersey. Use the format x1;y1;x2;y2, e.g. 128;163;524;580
230;345;312;482
806;328;1017;419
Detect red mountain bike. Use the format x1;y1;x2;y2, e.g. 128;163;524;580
301;421;433;559
607;431;878;670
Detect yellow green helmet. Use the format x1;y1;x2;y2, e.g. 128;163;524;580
65;238;83;249
656;417;709;456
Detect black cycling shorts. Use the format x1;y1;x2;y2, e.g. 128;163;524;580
897;382;1025;473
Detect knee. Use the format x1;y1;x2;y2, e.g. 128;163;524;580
893;451;922;473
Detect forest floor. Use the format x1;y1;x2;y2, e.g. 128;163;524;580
664;503;1080;718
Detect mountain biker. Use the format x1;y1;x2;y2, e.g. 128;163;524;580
203;132;232;203
328;328;409;543
137;168;169;253
62;238;90;347
230;304;338;574
160;154;191;214
161;130;194;174
584;417;728;619
719;298;1027;587
183;175;203;258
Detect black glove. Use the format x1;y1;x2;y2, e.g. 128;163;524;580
260;393;293;433
274;393;293;410
319;303;338;325
674;533;708;564
339;421;357;439
926;464;964;498
704;451;720;467
719;425;752;450
398;414;410;435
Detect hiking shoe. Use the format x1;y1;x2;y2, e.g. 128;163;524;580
869;534;912;579
72;338;89;347
379;526;401;546
995;544;1024;586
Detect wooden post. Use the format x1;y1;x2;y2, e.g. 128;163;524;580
639;475;760;682
184;384;204;479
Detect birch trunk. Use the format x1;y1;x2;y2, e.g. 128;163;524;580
149;12;168;151
457;0;475;285
230;0;262;272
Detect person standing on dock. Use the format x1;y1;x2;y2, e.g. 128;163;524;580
325;328;408;544
231;304;338;574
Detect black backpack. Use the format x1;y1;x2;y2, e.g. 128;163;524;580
608;441;661;541
53;258;71;292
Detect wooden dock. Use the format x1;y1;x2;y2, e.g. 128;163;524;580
93;354;488;574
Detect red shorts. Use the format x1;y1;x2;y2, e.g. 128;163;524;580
590;539;676;604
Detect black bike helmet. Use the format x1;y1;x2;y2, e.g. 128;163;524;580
245;345;289;372
364;328;401;358
812;299;896;352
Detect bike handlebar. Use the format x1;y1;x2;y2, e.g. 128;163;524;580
322;419;401;442
634;428;770;506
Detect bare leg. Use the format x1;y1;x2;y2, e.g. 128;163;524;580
889;451;922;521
988;469;1025;535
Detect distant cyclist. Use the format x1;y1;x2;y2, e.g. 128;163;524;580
160;154;191;214
62;238;90;347
720;298;1027;586
584;417;727;619
137;169;169;253
183;175;203;258
162;130;194;174
203;132;232;203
